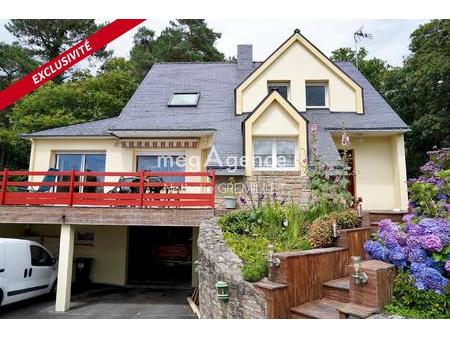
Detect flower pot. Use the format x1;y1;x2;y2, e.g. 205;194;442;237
223;196;237;209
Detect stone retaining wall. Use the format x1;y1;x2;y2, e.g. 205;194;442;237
197;218;267;319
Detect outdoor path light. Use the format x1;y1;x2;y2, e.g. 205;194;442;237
267;244;280;267
215;281;229;301
351;256;368;285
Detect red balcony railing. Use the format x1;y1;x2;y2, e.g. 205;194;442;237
0;170;215;208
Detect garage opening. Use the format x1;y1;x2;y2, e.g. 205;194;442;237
127;226;193;287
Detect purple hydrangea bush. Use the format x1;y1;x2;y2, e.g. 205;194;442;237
364;148;450;294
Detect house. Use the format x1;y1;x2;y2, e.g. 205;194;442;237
0;30;408;312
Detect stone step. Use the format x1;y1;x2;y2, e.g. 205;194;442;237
290;298;344;319
322;277;350;303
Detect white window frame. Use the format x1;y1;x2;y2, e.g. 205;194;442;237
54;152;106;172
267;81;290;101
253;138;297;171
305;82;329;108
54;152;106;193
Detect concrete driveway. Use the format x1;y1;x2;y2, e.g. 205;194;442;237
0;285;197;319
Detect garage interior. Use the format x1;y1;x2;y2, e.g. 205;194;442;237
127;226;194;288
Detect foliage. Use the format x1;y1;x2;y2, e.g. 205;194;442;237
309;216;335;249
385;20;450;175
409;148;450;218
364;148;449;297
219;200;312;282
130;20;225;81
11;57;138;134
0;42;38;169
307;124;353;214
329;208;360;230
384;272;450;319
223;229;311;282
309;209;360;248
330;47;390;93
5;19;110;81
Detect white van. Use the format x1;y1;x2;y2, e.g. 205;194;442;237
0;238;58;306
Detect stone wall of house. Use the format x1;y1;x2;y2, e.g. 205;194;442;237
197;218;267;319
215;171;310;210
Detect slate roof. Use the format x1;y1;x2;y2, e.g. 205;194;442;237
24;60;408;169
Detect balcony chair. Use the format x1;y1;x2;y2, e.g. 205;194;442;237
18;168;59;193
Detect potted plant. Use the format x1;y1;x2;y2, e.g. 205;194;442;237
223;177;237;209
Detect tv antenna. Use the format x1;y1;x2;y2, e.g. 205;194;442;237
353;26;373;69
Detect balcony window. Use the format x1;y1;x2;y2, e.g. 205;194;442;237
253;138;296;170
55;153;106;192
306;83;327;108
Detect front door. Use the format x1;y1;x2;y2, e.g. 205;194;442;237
339;150;355;199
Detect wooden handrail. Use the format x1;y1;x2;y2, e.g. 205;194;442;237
0;169;216;208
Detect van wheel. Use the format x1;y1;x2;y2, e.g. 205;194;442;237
0;289;4;306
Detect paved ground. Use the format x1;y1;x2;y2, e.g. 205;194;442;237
0;285;197;319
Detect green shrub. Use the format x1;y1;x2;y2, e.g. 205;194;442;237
309;216;334;248
221;215;311;282
223;232;269;282
218;210;254;235
384;272;450;319
329;208;360;229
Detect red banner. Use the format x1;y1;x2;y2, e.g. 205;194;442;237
0;19;145;111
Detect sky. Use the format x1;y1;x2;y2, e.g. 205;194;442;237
0;19;427;67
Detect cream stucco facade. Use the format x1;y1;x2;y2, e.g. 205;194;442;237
333;133;408;211
236;34;363;114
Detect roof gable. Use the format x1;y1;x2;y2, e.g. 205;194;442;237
235;30;364;114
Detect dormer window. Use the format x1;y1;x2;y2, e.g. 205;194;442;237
306;82;328;108
168;93;200;107
268;82;289;101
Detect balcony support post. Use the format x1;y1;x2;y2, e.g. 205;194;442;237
55;222;75;312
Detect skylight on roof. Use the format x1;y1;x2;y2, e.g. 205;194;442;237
168;93;200;107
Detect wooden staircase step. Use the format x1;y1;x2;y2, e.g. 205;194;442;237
322;277;350;303
290;299;345;319
337;303;378;319
323;277;349;290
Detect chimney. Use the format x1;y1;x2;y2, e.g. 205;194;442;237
237;44;253;71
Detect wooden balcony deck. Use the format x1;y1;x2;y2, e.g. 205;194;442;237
0;205;213;227
0;170;215;227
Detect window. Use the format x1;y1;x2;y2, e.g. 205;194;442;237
168;93;200;107
253;139;296;170
137;154;186;182
55;153;106;193
306;83;327;107
268;82;289;101
30;245;53;266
